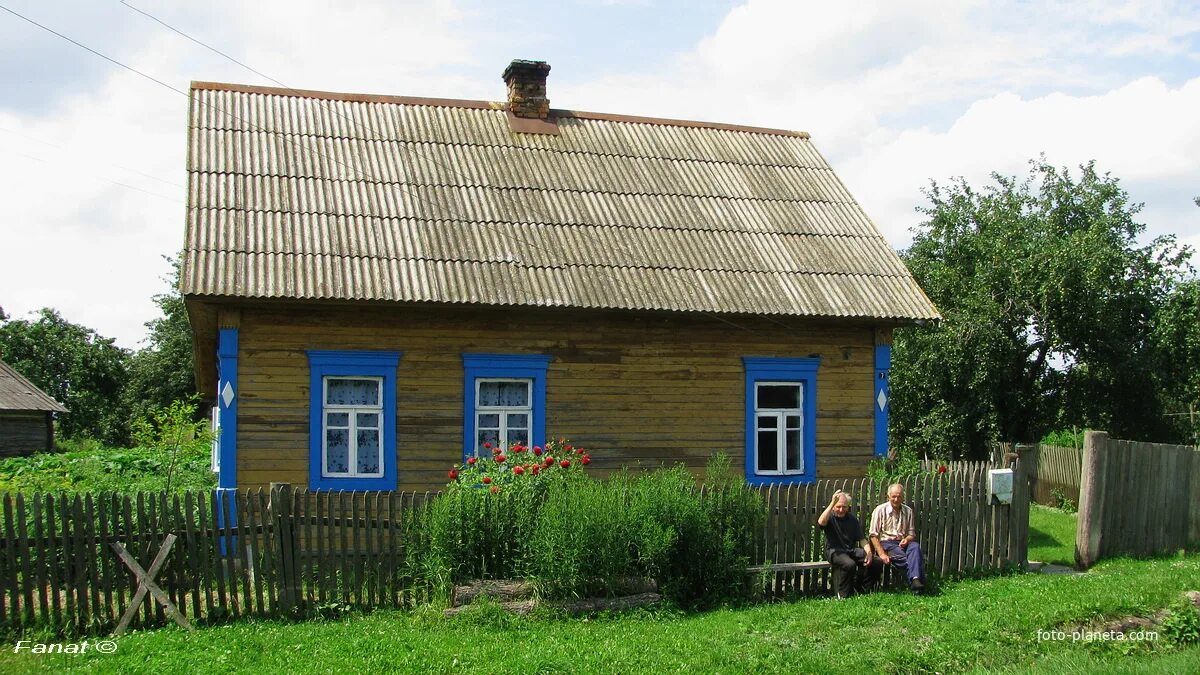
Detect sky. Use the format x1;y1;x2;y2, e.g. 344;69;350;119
1;0;1198;349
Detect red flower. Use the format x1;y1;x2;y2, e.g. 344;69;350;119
544;456;554;467
483;441;492;450
581;455;591;465
938;465;948;474
513;465;525;475
560;459;571;468
564;444;574;452
533;446;543;456
531;465;541;476
448;469;458;480
490;486;499;494
467;456;477;465
495;454;506;464
482;476;492;484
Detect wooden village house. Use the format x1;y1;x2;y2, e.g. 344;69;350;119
0;358;67;457
182;60;940;493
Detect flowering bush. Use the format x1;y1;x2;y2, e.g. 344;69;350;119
445;437;593;494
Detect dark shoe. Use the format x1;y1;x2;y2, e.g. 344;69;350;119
910;578;925;592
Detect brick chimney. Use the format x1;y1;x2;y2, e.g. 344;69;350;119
502;59;551;119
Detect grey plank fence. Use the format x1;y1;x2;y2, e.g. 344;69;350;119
0;457;1032;635
1076;431;1200;568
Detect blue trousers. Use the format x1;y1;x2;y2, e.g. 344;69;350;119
880;539;924;586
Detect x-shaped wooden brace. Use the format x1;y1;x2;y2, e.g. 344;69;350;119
112;533;195;634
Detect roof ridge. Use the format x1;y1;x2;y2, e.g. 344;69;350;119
190;80;810;139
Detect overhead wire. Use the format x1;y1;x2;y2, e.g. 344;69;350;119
5;1;812;338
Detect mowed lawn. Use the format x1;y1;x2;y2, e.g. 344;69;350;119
3;509;1198;674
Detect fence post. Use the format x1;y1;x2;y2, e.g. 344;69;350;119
270;483;298;614
1075;431;1108;570
1007;444;1034;568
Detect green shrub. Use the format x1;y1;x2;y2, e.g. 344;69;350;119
1049;487;1078;513
413;444;765;608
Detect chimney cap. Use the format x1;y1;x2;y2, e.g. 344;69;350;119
502;59;551;84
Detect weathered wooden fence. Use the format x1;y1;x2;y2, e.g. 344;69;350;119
757;459;1030;597
0;459;1032;635
1026;444;1083;506
1076;431;1200;568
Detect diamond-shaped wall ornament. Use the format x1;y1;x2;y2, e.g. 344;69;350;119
221;381;236;408
877;388;888;411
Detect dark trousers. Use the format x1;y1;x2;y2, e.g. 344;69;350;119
880;539;924;586
827;548;882;597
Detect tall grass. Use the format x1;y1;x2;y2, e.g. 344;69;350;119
413;456;764;607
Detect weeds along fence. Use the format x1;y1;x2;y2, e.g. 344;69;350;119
0;466;1030;636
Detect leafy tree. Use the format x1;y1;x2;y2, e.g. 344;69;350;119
1153;279;1200;444
0;308;131;444
891;159;1192;459
123;257;197;423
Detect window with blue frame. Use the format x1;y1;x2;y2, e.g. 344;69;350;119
307;351;401;490
462;354;549;460
743;357;819;485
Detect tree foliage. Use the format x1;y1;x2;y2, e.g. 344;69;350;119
891;159;1194;459
0;308;131;444
123;257;196;424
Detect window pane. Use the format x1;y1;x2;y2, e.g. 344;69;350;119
478;380;529;406
785;415;802;430
326;429;349;474
327;378;379;406
357;430;380;473
507;413;528;429
357;413;379;429
757;384;800;409
786;429;802;472
326;412;349;427
757;430;778;472
756;414;777;431
508;428;529;447
477;413;500;428
478;429;500;453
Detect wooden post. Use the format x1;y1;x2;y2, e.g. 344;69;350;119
1007;444;1034;568
1075;431;1108;570
270;483;298;614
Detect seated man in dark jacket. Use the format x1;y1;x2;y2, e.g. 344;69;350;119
817;489;881;598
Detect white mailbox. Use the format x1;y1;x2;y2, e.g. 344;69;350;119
988;468;1013;504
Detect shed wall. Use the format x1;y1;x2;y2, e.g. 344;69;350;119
0;411;52;457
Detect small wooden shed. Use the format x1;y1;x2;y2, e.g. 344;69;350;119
182;60;940;492
0;358;68;457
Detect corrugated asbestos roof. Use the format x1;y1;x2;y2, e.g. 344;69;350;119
182;82;939;321
0;360;67;413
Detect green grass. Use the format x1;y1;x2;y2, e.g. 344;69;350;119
3;554;1198;674
1028;504;1078;566
0;437;216;495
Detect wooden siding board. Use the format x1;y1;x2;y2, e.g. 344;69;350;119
234;305;879;490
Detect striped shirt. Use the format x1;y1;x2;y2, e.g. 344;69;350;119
869;502;915;541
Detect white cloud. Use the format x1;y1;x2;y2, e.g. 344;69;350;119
2;0;1198;349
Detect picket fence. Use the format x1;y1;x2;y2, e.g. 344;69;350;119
0;464;1030;635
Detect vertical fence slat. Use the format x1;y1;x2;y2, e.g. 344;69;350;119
31;495;48;625
15;494;34;626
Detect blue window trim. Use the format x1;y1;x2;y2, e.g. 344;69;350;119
307;350;401;491
874;344;891;458
742;356;819;486
217;328;239;489
462;353;550;461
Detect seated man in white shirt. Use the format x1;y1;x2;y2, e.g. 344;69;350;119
868;483;925;593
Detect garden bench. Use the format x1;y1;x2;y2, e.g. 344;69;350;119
746;561;832;574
